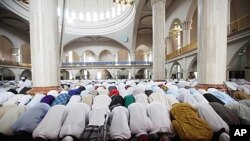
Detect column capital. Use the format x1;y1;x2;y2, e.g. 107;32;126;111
151;0;166;6
181;20;192;30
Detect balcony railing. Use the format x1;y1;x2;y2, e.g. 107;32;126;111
166;14;250;61
62;61;153;67
166;42;197;61
228;14;250;35
0;60;31;67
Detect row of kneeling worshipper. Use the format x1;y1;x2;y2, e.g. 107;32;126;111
1;80;250;141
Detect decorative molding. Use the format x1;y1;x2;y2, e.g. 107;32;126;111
181;20;192;30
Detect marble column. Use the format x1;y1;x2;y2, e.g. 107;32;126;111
130;50;135;63
151;0;166;80
28;0;60;94
181;20;192;46
197;0;228;89
165;36;173;55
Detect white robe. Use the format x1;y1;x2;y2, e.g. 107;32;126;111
33;105;67;140
17;95;33;105
0;105;27;135
88;105;110;126
194;103;229;133
92;95;111;108
128;103;153;137
193;93;209;104
147;102;175;136
59;103;90;139
148;92;167;104
66;95;82;106
27;94;45;108
110;106;131;140
2;94;24;106
0;92;14;104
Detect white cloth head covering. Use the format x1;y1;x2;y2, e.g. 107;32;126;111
198;89;208;95
93;95;111;108
86;85;95;92
47;90;59;97
148;92;167;104
27;93;45;108
97;88;109;96
66;95;82;106
207;88;218;93
134;94;149;105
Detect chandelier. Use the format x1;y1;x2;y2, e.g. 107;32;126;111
170;22;182;35
113;0;135;5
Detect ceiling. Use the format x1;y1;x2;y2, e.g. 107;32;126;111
74;36;111;42
0;6;29;33
137;0;174;35
0;0;174;38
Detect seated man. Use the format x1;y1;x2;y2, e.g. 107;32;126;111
17;76;32;93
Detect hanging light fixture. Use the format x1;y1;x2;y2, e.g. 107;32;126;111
113;0;135;5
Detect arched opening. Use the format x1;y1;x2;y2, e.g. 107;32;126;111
64;50;80;62
135;45;151;62
118;49;129;62
135;68;147;79
96;69;112;80
21;43;31;63
188;58;197;79
75;69;90;80
0;68;15;80
170;62;182;79
0;35;13;62
82;50;96;62
135;49;146;61
99;50;113;62
60;69;70;80
117;68;129;79
20;69;32;80
228;42;250;80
